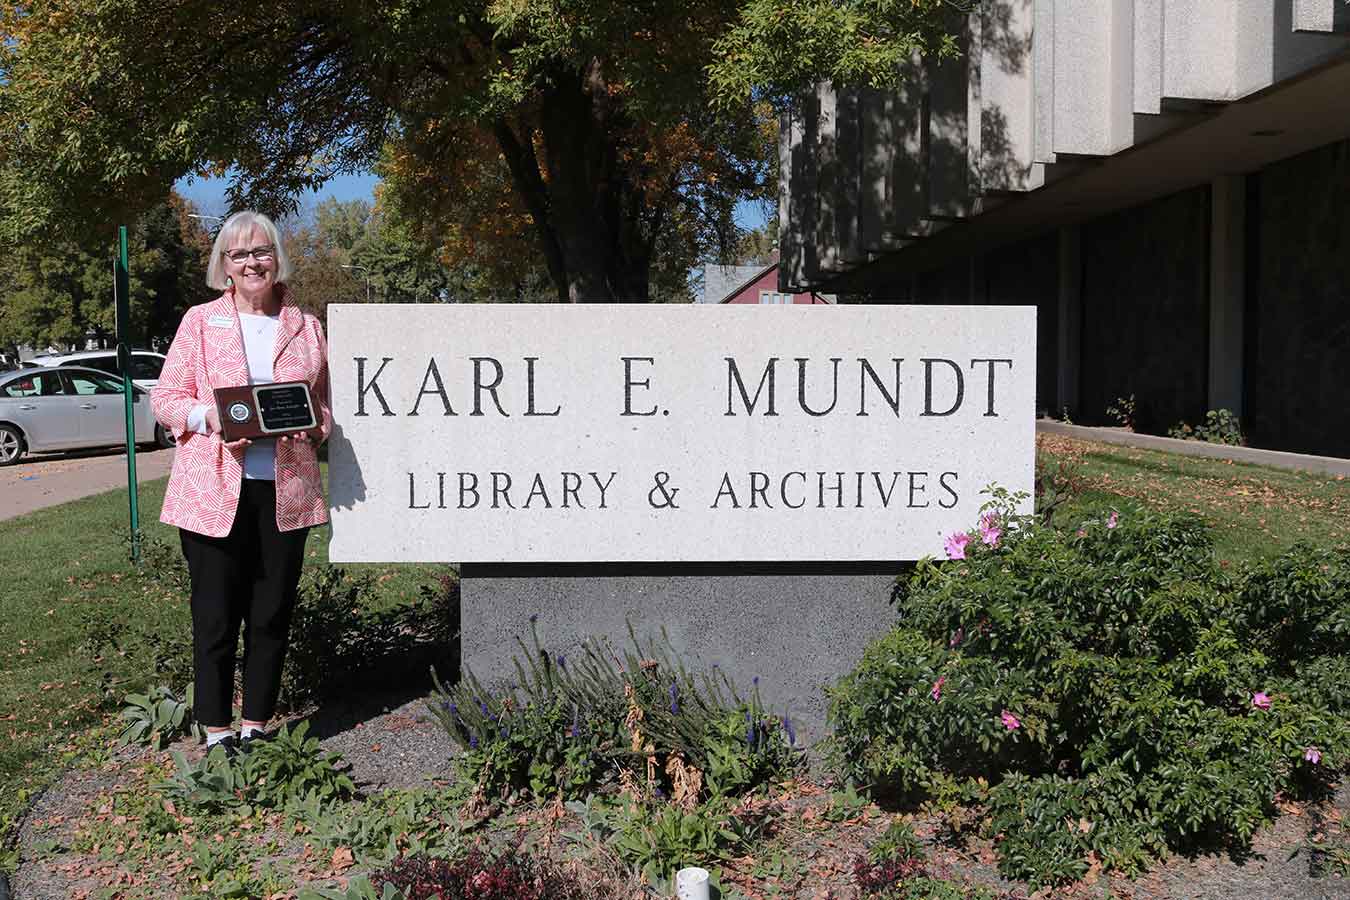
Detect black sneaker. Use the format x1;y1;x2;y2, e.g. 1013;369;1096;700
239;729;270;749
205;734;241;760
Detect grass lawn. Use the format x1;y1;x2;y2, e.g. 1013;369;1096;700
1040;433;1350;561
0;469;442;870
2;436;1347;874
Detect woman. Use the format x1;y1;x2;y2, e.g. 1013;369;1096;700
152;210;331;754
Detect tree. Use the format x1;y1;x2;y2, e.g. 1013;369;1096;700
0;1;961;302
280;196;463;316
734;215;781;268
0;194;213;353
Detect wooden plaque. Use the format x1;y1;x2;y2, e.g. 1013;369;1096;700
213;381;316;441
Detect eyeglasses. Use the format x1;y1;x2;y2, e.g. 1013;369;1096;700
223;245;275;263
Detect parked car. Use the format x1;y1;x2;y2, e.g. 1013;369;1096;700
0;366;173;465
26;349;168;389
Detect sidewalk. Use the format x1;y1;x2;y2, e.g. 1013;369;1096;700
1037;420;1350;477
0;447;174;522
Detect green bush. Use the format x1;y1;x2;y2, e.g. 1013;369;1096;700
85;559;456;715
830;503;1350;887
281;568;458;711
297;788;463;868
605;795;759;885
1168;408;1243;445
117;683;203;749
157;722;355;815
429;622;801;807
869;818;927;864
81;605;194;703
567;792;774;888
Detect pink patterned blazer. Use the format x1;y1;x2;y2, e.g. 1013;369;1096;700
152;288;332;537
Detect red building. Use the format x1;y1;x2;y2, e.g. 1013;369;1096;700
701;261;833;305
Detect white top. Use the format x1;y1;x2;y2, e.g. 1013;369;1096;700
188;312;279;480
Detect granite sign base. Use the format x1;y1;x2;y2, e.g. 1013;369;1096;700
459;565;903;747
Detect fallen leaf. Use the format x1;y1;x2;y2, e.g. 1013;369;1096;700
331;846;355;873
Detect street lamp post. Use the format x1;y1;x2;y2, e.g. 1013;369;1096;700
341;264;371;303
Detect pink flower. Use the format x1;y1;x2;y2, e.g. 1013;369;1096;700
1076;528;1087;538
1252;691;1272;711
1305;747;1322;765
979;514;1002;547
1000;710;1021;730
930;676;946;702
1106;510;1119;529
944;531;971;560
949;627;964;648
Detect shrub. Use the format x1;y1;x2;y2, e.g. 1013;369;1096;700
870;818;926;864
158;722;355;815
86;560;456;714
429;622;800;806
831;503;1350;887
572;793;774;887
281;567;458;711
130;530;193;596
296;788;463;868
117;683;203;749
1033;453;1083;525
1106;394;1137;431
81;606;194;702
1168;408;1243;445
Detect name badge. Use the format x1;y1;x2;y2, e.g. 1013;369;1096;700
207;315;233;328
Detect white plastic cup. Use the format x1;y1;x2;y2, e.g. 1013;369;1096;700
675;866;710;900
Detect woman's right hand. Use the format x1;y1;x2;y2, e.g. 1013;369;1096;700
203;404;251;452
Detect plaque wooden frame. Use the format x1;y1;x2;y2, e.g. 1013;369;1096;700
213;381;317;441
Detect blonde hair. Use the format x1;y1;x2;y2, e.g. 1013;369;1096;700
205;210;293;290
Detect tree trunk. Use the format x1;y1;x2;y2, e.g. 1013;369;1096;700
520;63;654;302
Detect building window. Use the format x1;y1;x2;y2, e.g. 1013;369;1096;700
759;290;793;305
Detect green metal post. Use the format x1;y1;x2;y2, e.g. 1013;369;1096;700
115;225;141;565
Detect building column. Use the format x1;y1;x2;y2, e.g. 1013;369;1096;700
1208;175;1246;415
969;253;986;304
1056;226;1082;416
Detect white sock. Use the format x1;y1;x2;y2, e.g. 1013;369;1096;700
205;730;235;747
240;724;265;739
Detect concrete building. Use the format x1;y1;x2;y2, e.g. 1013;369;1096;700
779;0;1350;455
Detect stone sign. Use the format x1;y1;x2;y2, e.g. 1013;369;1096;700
327;304;1036;563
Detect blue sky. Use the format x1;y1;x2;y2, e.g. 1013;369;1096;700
175;172;381;218
175;172;769;230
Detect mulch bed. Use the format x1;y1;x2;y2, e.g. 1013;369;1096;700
11;690;1349;900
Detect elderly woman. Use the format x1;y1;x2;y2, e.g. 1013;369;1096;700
152;210;331;754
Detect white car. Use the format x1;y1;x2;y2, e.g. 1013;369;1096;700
26;349;168;390
0;366;172;465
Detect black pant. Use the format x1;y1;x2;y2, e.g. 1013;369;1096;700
180;480;309;727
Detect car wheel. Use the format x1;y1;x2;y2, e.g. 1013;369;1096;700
0;424;25;466
154;423;175;449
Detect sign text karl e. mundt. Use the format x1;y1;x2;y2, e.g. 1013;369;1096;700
326;305;1036;562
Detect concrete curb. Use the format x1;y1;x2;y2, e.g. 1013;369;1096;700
1036;420;1350;477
